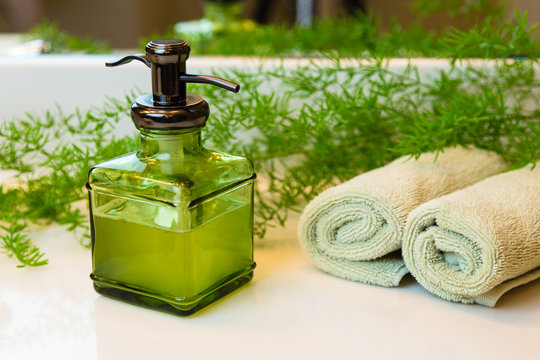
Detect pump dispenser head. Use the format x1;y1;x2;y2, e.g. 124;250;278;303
106;39;239;130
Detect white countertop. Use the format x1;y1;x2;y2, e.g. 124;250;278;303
1;216;539;360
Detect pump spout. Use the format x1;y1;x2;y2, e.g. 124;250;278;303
179;74;240;93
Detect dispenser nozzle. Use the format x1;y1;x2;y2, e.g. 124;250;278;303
105;39;240;105
179;74;240;93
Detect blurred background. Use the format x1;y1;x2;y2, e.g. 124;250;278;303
0;0;538;49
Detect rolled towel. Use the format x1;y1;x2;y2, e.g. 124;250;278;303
298;146;506;286
403;165;540;306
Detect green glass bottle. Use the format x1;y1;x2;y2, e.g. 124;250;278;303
87;40;256;316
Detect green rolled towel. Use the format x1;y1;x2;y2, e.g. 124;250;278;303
298;146;506;286
403;165;540;306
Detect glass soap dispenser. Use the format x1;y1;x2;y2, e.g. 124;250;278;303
87;39;256;316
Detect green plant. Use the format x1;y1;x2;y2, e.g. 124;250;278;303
412;0;506;19
142;12;382;57
0;94;137;266
24;19;112;54
440;10;540;60
150;6;538;59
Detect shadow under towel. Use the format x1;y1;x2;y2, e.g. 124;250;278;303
298;146;506;286
403;164;540;306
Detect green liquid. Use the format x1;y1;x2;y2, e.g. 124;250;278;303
91;197;253;309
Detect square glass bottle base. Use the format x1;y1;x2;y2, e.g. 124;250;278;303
91;264;255;317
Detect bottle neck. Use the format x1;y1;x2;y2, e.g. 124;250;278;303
139;128;202;159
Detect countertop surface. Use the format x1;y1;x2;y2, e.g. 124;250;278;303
1;217;539;360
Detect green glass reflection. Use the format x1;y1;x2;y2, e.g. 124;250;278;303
87;128;255;316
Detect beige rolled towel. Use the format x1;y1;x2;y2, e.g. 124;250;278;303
298;146;506;286
403;165;540;306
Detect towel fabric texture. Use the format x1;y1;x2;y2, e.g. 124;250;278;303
403;165;540;306
298;146;506;287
